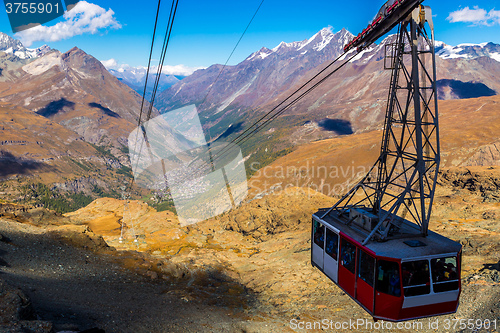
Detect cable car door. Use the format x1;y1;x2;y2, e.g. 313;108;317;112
356;250;376;312
339;237;357;296
374;259;403;319
324;227;339;282
312;220;325;269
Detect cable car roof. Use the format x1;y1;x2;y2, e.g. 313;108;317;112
313;209;462;260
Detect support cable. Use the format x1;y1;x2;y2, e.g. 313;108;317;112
120;0;180;243
204;50;360;173
200;0;266;110
168;50;361;188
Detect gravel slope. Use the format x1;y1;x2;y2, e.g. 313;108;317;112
0;218;282;333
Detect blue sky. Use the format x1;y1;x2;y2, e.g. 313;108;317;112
1;0;500;74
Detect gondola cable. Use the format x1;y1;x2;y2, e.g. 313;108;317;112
199;0;266;110
196;50;360;177
120;0;180;244
167;50;361;188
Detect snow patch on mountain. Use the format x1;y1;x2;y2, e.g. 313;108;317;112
457;42;489;48
491;53;500;62
353;47;377;63
248;27;353;63
437;44;469;60
216;75;257;114
339;37;500;65
313;29;335;52
272;41;303;52
248;48;274;61
22;51;62;75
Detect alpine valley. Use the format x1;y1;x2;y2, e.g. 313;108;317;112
0;25;500;332
1;27;499;209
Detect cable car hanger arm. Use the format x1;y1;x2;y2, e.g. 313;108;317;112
344;0;424;53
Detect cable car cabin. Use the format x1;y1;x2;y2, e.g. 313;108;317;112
311;208;462;322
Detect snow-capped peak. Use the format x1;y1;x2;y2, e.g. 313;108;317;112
271;41;303;52
297;26;338;52
0;32;51;59
457;42;489;48
248;27;354;62
436;40;500;62
246;47;274;61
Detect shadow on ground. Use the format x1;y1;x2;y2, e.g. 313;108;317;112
88;102;121;118
0;151;54;177
0;221;257;332
318;118;354;135
36;98;75;118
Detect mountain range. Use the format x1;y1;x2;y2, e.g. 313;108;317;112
0;27;498;331
106;66;184;99
154;27;500;170
0;27;499;207
0;32;51;59
0;35;156;207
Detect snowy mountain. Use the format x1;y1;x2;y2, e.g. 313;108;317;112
245;27;353;62
344;36;500;65
0;46;152;152
0;32;51;59
436;41;500;62
156;27;355;120
156;27;500;156
106;66;182;98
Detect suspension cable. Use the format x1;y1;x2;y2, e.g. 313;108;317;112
199;0;266;109
167;49;361;188
208;50;360;169
120;0;180;243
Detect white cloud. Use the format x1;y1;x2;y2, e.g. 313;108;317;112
161;64;205;76
15;1;121;46
100;58;117;68
447;6;500;26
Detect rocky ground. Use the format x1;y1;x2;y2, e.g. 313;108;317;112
0;166;499;332
0;218;285;332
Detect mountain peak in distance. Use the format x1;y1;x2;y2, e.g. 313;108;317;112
0;32;51;59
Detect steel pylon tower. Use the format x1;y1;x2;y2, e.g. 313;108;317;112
322;7;439;245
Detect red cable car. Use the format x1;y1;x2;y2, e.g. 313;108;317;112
311;209;462;321
314;3;461;321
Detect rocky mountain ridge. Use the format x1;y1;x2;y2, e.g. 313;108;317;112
107;66;182;99
0;32;51;59
7;163;493;332
0;46;153;150
436;40;500;61
155;27;500;166
0;45;155;207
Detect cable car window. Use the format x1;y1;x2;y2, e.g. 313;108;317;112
325;228;338;260
358;250;375;287
431;257;459;293
313;221;325;249
401;260;430;296
340;238;356;274
376;260;401;297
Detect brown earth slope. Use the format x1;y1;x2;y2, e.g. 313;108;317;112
0;102;145;207
52;164;500;332
0;48;147;150
249;95;500;198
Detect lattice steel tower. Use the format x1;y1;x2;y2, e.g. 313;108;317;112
322;7;439;245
